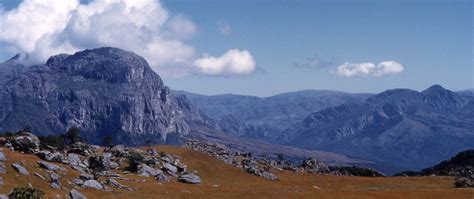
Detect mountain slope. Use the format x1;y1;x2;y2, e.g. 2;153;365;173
0;47;207;145
173;90;371;141
279;85;474;173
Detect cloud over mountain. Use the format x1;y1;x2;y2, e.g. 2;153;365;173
0;0;255;77
335;61;404;77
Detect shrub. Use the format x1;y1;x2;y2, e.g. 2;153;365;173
65;127;82;144
8;186;45;199
127;152;144;172
38;134;65;150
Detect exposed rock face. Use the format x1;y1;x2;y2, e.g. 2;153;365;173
12;132;41;153
0;47;207;145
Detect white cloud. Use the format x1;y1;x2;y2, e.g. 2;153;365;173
0;0;255;77
194;49;255;76
216;20;232;35
335;61;404;77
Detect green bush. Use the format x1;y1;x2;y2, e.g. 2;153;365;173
8;186;45;199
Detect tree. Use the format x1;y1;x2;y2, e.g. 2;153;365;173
103;136;114;148
65;127;82;144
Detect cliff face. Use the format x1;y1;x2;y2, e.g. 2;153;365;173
0;47;204;145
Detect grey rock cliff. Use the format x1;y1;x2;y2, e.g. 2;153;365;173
0;47;206;145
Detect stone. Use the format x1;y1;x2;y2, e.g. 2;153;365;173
34;172;48;181
0;177;3;185
162;162;178;174
68;153;82;166
12;163;29;175
72;178;84;186
0;195;7;199
155;172;170;182
12;132;41;153
0;162;5;174
0;151;6;161
178;173;201;184
70;189;87;199
109;145;126;157
46;152;65;163
50;172;60;184
138;164;158;177
51;182;61;189
105;178;132;190
38;160;61;171
83;179;103;190
79;173;94;181
455;177;473;188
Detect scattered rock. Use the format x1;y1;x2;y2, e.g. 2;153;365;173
70;189;87;199
38;160;61;171
12;163;30;175
155;172;170;182
50;172;60;184
105;178;132;190
455;177;473;188
68;153;82;166
301;158;330;174
178;173;202;184
138;164;159;177
0;162;5;174
12;132;41;153
50;182;61;189
162;162;178;174
72;178;84;186
34;172;48;181
83;179;103;190
0;177;3;186
0;151;6;161
79;173;94;181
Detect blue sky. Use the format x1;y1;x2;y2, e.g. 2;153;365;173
0;0;472;96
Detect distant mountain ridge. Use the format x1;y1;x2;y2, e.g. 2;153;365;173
173;90;371;140
278;85;474;173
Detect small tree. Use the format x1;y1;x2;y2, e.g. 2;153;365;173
103;136;114;148
38;134;65;150
65;127;82;144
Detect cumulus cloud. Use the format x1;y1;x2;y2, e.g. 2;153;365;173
216;20;232;35
194;49;255;76
335;61;404;77
0;0;255;77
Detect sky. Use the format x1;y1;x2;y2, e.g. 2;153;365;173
0;0;472;96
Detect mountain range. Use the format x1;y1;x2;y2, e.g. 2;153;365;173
1;47;473;174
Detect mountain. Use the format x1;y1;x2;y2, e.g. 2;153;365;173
0;47;209;145
457;89;474;97
173;90;371;141
278;85;474;173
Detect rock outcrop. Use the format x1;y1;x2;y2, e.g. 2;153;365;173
0;47;209;145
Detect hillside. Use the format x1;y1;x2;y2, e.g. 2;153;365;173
1;146;473;199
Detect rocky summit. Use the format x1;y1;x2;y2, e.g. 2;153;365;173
0;47;209;145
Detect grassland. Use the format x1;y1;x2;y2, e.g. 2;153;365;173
0;146;473;199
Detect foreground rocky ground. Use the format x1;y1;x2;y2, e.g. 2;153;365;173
0;132;472;198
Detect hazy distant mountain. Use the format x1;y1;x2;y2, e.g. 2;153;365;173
173;90;371;141
0;47;210;145
278;85;474;173
457;89;474;97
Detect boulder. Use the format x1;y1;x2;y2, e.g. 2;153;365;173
162;162;178;174
50;182;61;189
109;145;126;157
38;160;61;171
72;178;84;186
68;153;82;166
178;173;201;184
68;142;95;156
0;162;5;174
45;152;65;163
455;177;473;188
12;163;30;175
12;132;41;153
138;164;158;177
70;189;87;199
301;158;330;174
155;172;170;182
0;151;6;161
34;172;47;181
83;179;103;190
79;173;94;181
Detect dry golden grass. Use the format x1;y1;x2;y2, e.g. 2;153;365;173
1;146;473;199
